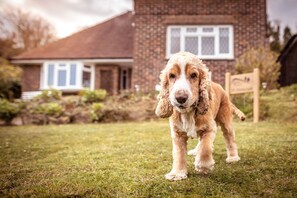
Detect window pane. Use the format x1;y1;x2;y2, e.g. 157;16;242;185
47;64;54;86
186;27;197;32
219;28;229;53
70;64;76;86
203;27;214;32
185;36;198;55
58;70;67;86
170;28;181;54
122;70;127;89
201;36;215;55
83;71;91;88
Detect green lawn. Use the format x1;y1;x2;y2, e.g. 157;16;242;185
0;121;296;197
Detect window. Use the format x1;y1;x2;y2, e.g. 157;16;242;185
120;68;132;90
167;25;233;59
42;62;94;90
82;65;91;88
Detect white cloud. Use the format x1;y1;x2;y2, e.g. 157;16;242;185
1;0;296;38
267;0;297;33
0;0;133;38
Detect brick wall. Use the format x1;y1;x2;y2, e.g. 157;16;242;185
95;65;119;95
20;65;41;91
133;0;267;91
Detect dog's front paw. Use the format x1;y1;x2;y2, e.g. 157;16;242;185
226;155;240;163
194;159;214;175
195;167;212;175
165;171;187;181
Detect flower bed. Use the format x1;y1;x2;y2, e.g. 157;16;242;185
0;89;158;125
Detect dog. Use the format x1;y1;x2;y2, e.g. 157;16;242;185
155;51;245;181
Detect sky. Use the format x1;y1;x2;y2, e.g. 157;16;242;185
0;0;296;38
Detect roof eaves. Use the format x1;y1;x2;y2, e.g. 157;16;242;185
11;58;133;64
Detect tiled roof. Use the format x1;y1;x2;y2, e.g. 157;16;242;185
12;11;134;60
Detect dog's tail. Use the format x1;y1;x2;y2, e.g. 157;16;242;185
231;103;246;121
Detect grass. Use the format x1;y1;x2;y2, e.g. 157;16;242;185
261;84;297;122
0;121;297;197
231;84;297;122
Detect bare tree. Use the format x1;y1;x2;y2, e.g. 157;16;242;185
0;6;56;52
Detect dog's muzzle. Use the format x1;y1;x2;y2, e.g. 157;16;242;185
174;90;189;108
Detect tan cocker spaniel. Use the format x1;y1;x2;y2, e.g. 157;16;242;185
156;52;245;181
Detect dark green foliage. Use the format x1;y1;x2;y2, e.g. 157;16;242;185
283;26;292;47
0;60;22;100
267;21;294;52
267;20;281;52
0;81;21;100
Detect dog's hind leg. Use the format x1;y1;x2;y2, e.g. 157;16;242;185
216;99;241;163
220;123;240;163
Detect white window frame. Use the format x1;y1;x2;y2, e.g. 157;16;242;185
41;62;95;91
166;25;234;60
82;64;94;90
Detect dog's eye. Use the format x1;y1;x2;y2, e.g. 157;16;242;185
190;73;197;79
169;73;175;79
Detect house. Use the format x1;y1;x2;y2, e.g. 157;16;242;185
11;0;267;97
277;34;297;87
12;12;133;96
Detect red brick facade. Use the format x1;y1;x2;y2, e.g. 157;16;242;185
20;65;41;92
95;65;120;95
16;1;268;94
133;0;267;91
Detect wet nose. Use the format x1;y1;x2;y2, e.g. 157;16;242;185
175;90;188;104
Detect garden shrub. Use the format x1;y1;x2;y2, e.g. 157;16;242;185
80;89;107;103
35;89;62;102
90;102;104;122
0;99;20;123
62;96;83;112
101;108;131;123
235;47;280;90
32;102;63;117
0;60;22;100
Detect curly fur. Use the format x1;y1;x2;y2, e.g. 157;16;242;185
156;52;211;117
196;68;210;115
155;70;173;118
156;52;245;181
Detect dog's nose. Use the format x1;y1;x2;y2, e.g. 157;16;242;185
175;90;188;104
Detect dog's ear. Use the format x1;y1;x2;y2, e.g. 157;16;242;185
196;68;211;115
155;69;173;118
